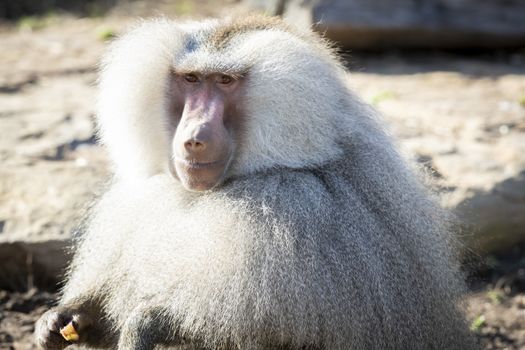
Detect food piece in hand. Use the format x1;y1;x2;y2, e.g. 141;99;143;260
59;321;79;342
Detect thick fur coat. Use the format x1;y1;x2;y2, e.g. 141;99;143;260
55;16;475;350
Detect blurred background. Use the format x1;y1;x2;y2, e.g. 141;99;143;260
0;0;524;348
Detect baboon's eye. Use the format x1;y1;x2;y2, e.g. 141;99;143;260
218;75;233;85
184;74;199;83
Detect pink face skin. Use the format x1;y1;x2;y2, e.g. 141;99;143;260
168;71;245;192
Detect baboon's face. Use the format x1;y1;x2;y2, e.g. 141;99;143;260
168;70;245;192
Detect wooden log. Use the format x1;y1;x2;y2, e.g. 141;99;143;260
248;0;525;48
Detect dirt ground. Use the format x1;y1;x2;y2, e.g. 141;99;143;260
0;289;57;350
1;251;524;349
467;243;525;350
1;5;525;350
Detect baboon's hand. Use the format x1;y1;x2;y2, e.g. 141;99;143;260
34;306;92;349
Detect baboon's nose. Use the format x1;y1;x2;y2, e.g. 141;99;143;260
183;123;212;154
184;139;206;152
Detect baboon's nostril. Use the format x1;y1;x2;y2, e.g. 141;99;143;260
184;140;206;152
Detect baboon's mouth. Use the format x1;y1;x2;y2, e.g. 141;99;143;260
171;156;230;192
174;156;227;170
185;160;225;170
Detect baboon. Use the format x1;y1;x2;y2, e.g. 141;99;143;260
35;16;477;350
